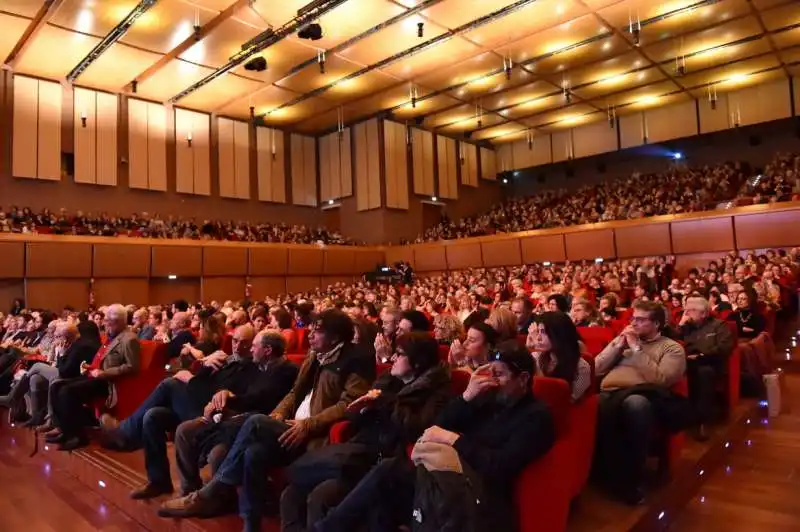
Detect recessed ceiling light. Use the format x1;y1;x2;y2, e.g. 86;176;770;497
602;41;612;51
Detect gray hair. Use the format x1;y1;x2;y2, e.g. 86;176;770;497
686;296;710;315
105;303;128;324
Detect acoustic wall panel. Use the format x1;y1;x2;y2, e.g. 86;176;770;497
383;120;409;209
319;128;352;203
290;133;317;206
411;127;435;195
698;94;730;134
728;79;791;128
218;118;235;198
256;127;286;203
436;135;458;199
175;108;210;195
354;119;382;211
12;76;61;180
496;143;513;172
36;79;62;180
127;98;149;190
147;102;167;191
480;146;496;180
460;142;478;187
128;99;167;191
572;119;617;159
234;120;250;199
95;91;118;186
510;138;535;171
74;87;118;186
620;112;645;149
551;130;573;163
645;100;698;143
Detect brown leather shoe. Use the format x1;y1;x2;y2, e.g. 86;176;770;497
42;427;61;438
99;413;120;430
35;422;55;434
130;482;173;500
157;491;227;518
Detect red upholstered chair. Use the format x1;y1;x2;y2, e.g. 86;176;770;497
438;344;450;363
290;328;309;354
577;327;614;358
609;319;627;336
652;377;688;477
106;341;169;421
516;334;528;348
566;356;599;498
221;334;233;356
287;354;307;367
449;369;471;397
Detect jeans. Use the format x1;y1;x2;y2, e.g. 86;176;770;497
213;414;303;523
596;392;655;489
687;360;717;424
280;479;348;532
117;377;202;487
174;417;228;494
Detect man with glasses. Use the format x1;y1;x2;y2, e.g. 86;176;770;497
674;296;734;441
594;300;687;505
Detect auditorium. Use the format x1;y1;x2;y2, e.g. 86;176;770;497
0;0;799;531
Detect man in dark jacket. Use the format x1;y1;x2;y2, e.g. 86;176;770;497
675;296;734;441
171;330;299;496
100;324;257;499
166;312;196;359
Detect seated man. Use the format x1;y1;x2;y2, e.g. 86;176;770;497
46;304;140;450
172;331;299;497
511;297;534;334
594;300;687;505
675;296;734;441
158;309;373;532
100;324;257;499
165;312;196;359
313;342;555;532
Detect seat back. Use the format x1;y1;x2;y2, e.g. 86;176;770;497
577;327;614;357
222;334;233;355
517;333;528;348
438;343;450;362
532;377;571;437
449;369;471;397
292;327;309;354
287;353;307;367
723;319;738;342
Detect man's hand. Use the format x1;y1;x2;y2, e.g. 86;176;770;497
210;389;233;411
173;370;194;383
269;412;285;422
420;425;460;446
743;326;754;333
278;419;310;450
687;354;700;360
462;365;498;402
89;369;103;379
203;402;216;420
679;313;692;327
180;343;193;356
202;351;227;370
622;325;640;353
374;335;392;363
346;389;382;412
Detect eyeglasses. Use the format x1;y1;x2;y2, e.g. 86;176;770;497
630;316;652;323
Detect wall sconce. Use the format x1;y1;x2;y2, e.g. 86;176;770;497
80;110;87;128
186;132;193;148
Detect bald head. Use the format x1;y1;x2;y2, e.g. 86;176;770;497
232;324;255;357
171;312;191;332
231;310;248;326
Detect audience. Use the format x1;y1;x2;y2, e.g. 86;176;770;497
529;312;592;402
448;321;497;371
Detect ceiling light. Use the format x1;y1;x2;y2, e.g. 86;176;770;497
725;73;749;84
602;41;612;51
600;72;626;85
317;50;326;74
637;95;659;106
562;114;583;125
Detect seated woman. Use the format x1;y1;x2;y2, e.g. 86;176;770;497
570;298;604;327
448;322;497;372
486;307;518;343
269;307;297;351
528;312;592;402
280;332;451;532
433;314;464;346
728;291;765;340
180;315;224;365
598;293;619;323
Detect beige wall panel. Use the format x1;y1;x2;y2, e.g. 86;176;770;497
496;143;513;172
95;91;118;186
645;100;698;143
303;135;317;206
37;80;61;180
256;127;286;203
218;117;236;198
698;95;730;134
551;130;572;163
192;112;211;196
355;120;380;210
175;108;195;194
412;127;435;195
671;217;734;254
127;98;149;190
319;133;333;202
530;134;552;166
480;146;496;180
249;247;288;275
481;239;522;267
572;119;618;159
728;79;791;128
510;139;536;171
355;123;369;210
462;142;478;187
291;134;304;205
12;75;38;179
234;120;250;199
340;128;352;198
290;134;316;207
74;87;96;184
147;103;167;191
620;112;644;149
384;121;409;209
565;229;615;261
366;119;381;209
795;77;800;115
437;135;458;199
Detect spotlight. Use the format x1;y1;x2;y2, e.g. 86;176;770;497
673;152;683;160
298;23;323;40
502;178;508;184
244;56;267;72
431;196;437;202
417;22;424;38
632;28;640;46
565;91;572;104
676;63;686;76
131;80;138;94
710;98;717;111
328;199;334;205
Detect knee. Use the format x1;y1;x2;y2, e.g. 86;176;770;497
29;374;46;390
621;394;652;417
207;444;228;474
142;408;167;431
308;479;345;510
697;366;716;382
174;420;195;445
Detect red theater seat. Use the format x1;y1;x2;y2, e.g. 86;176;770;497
438;343;450;362
100;341;169;421
289;328;309;354
577;327;614;357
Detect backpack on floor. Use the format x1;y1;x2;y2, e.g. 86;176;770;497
410;464;483;532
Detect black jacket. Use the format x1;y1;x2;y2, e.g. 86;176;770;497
185;359;260;411
728;309;765;339
167;329;196;359
56;337;100;379
677;317;734;366
225;357;299;414
349;363;451;457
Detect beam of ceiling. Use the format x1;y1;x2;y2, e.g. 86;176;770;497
3;0;64;67
125;0;252;92
169;0;351;103
744;0;791;79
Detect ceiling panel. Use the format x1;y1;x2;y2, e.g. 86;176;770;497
120;0;218;54
136;59;215;102
49;0;132;37
380;36;484;79
15;25;100;79
472;122;526;141
274;54;366;93
77;43;162;91
181;72;264;111
0;0;42;18
220;84;303;119
0;13;30;60
480;80;556;109
338;17;449;66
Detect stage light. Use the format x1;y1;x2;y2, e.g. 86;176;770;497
417;22;424;38
543;261;552;266
168;274;177;280
673;152;682;160
431;196;438;202
244;56;267;72
298;23;323;40
328;199;334;205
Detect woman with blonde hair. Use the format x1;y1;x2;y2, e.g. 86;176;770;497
486;306;518;342
433;313;464;345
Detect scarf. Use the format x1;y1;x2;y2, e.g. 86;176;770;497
314;342;345;366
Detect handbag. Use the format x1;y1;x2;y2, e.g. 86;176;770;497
286;442;376;492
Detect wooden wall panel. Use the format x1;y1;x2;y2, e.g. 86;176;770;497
94;279;149;306
27;243;91;278
508;139;531;171
520;234;566;264
436;135;458;199
795;77;800;117
734;210;800;249
445;243;482;270
12;75;38;179
645;100;698;143
147;102;167;191
671;217;734;254
384;120;409;209
414;246;447;271
202;277;245;303
496;144;512;172
322;276;356;288
175;108;210;195
324;249;356;275
353;249;385;273
250;276;287;299
412;127;435;194
565;229;615;260
249;247;288;275
340;128;353;198
74;87;96;184
699;94;730;134
480;146;496;180
366;119;381;209
461;142;478;187
551;130;573;163
355;119;382;210
95;91;118;186
288;248;324;275
531;135;552;167
149;279;200;305
481;239;521;267
620;112;644;149
203;246;248;276
728;79;791;128
93;244;150;278
287;276;322;294
127;98;149;190
27;279;88;311
0;280;25;313
256;127;286;203
385;246;415;268
0;243;25;278
319;130;351;202
218;117;236;198
572;119;617;159
234;120;250;199
151;246;202;277
615;224;671;258
290;134;317;206
37;80;61;180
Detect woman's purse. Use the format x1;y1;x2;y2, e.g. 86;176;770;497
286;442;377;492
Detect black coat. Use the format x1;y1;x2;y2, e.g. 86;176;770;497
56;337;100;379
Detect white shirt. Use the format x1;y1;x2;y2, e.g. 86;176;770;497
294;389;314;421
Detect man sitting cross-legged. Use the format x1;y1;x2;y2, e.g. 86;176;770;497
100;324;257;499
157;309;374;532
171;331;299;497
